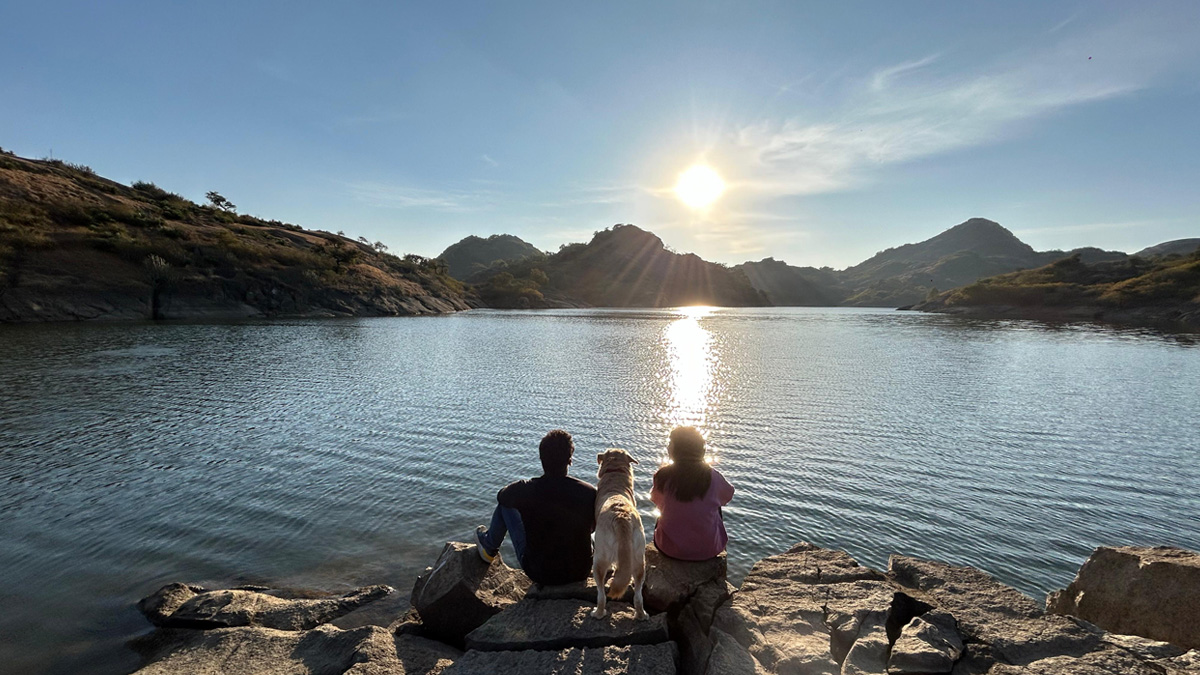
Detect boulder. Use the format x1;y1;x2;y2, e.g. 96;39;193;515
444;643;678;675
889;555;1100;666
674;580;736;675
131;624;460;675
136;582;393;630
1046;546;1200;650
888;610;963;673
841;620;890;675
463;598;669;652
704;627;768;675
410;541;530;645
643;544;728;613
711;543;897;674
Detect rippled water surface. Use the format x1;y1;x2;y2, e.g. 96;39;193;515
2;308;1198;673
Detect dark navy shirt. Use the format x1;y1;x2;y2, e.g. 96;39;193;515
498;473;597;585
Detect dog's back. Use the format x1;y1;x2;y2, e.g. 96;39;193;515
592;449;647;620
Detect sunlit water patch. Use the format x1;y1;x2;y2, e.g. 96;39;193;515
1;308;1197;674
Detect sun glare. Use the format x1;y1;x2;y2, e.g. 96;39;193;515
674;165;725;209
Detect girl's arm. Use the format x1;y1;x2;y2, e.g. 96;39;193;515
650;481;664;508
714;469;735;505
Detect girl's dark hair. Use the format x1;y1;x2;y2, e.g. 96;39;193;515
652;426;712;503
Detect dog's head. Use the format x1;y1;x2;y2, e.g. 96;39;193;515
596;448;638;477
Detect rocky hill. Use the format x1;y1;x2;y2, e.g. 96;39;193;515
437;234;544;280
733;258;844;306
0;151;472;322
1136;238;1200;258
913;248;1200;329
743;218;1133;308
469;224;767;309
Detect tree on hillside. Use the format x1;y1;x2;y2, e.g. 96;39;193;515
205;191;236;213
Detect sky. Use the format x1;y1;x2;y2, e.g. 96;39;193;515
2;2;1198;269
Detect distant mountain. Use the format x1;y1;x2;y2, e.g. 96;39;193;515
0;151;471;322
437;234;543;280
844;218;1038;283
734;258;843;306
470;224;766;308
1135;238;1200;258
738;218;1133;308
836;218;1043;306
914;249;1200;329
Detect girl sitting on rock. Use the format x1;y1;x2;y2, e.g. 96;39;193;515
650;426;735;561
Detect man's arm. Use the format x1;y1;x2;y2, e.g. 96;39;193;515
497;480;526;509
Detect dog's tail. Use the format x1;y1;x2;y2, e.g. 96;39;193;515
607;507;635;600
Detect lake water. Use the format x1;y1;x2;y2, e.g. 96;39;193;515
2;307;1198;673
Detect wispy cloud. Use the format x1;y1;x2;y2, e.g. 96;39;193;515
871;54;940;91
345;181;494;212
481;154;499;167
727;17;1191;198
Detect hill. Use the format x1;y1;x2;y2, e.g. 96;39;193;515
437;234;543;280
469;224;767;308
839;218;1048;306
913;249;1200;329
1135;238;1200;258
0;151;472;322
741;218;1131;308
734;258;843;306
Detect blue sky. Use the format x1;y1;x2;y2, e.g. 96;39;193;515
2;2;1198;268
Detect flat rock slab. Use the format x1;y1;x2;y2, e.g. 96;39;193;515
137;582;393;630
464;598;669;652
131;624;460;675
1047;546;1200;651
712;543;897;674
444;643;678;675
526;577;633;604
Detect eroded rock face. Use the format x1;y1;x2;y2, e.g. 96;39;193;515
889;555;1101;668
444;643;678;675
464;598;669;652
1046;546;1200;651
137;582;393;630
409;541;530;645
131;624;461;675
709;543;897;675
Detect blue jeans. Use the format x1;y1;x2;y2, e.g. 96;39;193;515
479;505;527;563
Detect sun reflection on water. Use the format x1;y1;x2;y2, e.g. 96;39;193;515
659;307;720;458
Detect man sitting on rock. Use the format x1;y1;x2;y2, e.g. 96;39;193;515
475;429;598;586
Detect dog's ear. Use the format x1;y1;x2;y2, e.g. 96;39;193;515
597;453;603;464
629;456;639;464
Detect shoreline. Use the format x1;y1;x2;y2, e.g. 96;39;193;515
125;541;1200;674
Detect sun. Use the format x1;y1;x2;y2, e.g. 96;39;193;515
674;164;725;209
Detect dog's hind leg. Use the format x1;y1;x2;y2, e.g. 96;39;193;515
590;560;609;619
632;525;648;620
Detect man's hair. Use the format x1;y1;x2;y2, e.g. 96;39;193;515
539;429;574;474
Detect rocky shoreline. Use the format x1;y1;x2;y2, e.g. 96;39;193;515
906;303;1200;332
125;542;1200;674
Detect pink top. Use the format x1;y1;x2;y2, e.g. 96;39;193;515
650;468;735;561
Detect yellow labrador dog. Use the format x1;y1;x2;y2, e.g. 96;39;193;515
591;448;647;620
